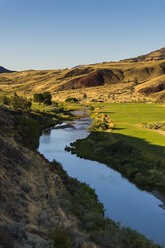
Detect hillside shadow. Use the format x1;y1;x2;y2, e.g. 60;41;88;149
72;130;165;197
109;132;165;159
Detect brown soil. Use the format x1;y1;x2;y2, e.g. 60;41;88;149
57;69;122;91
63;67;94;78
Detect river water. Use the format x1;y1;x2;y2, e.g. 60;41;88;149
38;113;165;246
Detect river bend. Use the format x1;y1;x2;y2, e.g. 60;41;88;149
38;114;165;246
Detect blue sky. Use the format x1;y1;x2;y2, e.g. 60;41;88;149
0;0;165;70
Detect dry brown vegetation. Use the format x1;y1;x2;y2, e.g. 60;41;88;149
1;48;165;247
1;107;160;248
1;59;165;103
136;74;165;101
1;47;165;103
120;47;165;63
0;107;98;248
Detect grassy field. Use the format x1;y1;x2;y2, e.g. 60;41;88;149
68;103;165;196
31;101;165;159
93;103;165;159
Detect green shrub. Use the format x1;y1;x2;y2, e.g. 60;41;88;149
67;131;165;196
52;162;104;231
14;116;39;149
83;93;87;99
65;97;79;103
42;92;52;105
33;93;44;104
52;162;161;248
2;95;10;105
33;92;52;105
143;121;165;132
10;94;32;111
51;226;71;248
89;116;109;131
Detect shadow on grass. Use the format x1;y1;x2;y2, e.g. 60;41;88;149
96;111;115;114
111;132;165;160
68;131;165;196
112;127;126;131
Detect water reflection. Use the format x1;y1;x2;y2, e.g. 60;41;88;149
38;118;165;246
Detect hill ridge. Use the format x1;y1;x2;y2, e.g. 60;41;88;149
0;66;14;73
1;47;165;103
120;47;165;63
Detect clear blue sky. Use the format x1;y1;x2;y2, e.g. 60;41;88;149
0;0;165;70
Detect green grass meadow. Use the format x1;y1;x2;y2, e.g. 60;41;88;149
95;103;165;159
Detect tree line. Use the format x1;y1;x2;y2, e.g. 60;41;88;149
1;91;52;111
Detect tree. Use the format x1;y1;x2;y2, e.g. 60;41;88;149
10;94;32;111
33;92;52;105
43;92;52;105
33;93;44;105
2;96;10;105
65;97;79;103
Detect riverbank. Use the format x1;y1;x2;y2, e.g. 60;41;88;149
51;160;162;248
0;106;98;248
39;110;165;247
66;104;165;203
152;190;165;209
68;131;165;199
0;105;162;247
90;103;165;159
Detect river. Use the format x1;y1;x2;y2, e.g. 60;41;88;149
38;112;165;246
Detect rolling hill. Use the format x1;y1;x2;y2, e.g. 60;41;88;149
120;47;165;63
0;66;13;73
1;47;165;103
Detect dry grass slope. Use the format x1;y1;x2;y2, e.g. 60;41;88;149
0;107;98;248
1;48;165;102
136;74;165;101
120;47;165;62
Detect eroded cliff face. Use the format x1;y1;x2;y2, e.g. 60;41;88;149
0;107;97;248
